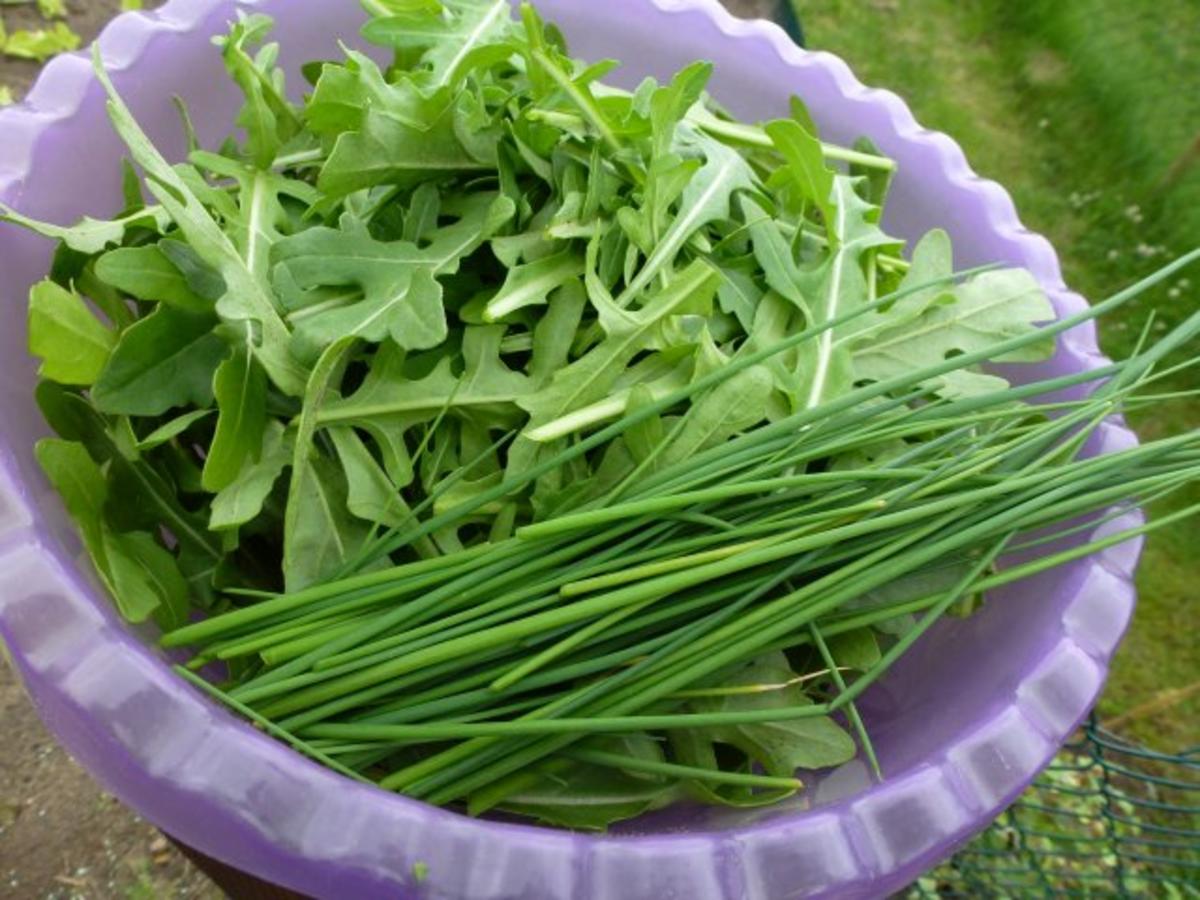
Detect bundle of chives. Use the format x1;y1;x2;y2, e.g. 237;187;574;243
162;252;1200;822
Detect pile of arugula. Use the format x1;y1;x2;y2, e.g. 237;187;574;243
7;0;1199;829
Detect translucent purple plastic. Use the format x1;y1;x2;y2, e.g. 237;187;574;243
0;1;1142;897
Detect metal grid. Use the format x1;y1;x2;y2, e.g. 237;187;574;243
907;719;1200;898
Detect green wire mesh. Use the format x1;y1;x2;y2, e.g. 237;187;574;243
905;717;1200;898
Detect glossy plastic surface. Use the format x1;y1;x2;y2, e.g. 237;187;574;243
0;1;1141;897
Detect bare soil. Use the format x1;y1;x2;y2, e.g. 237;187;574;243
0;665;222;900
0;0;119;100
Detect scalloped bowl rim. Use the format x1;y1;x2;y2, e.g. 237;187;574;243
0;1;1140;897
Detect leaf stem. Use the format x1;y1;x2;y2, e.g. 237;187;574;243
566;748;804;791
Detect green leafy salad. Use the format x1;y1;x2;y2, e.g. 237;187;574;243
4;0;1198;830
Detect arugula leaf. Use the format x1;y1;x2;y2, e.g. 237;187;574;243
648;61;712;159
306;49;396;138
35;438;109;561
533;349;694;452
528;279;586;386
91;307;227;417
322;326;531;432
135;409;214;452
284;338;365;590
214;13;301;168
363;0;515;85
854;268;1056;398
27;280;115;386
523;43;621;151
284;451;372;591
851;136;895;208
329;425;420;532
765;118;837;239
499;757;676;830
95;243;216;314
614;136;757;308
828;629;881;672
521;260;720;442
209;421;291;531
160;240;228;302
0;203;168;254
188;152;320;284
616;155;698;256
306;46;495;152
92;48;309;396
318;97;491;197
744;196;808;315
660;364;773;467
102;529;190;630
716;262;765;333
363;0;444;14
202;335;267;492
296;264;445;361
788;176;899;410
675;653;858;778
621;384;665;466
668;727;797;809
483;249;584;321
274;193;513;358
35;382;223;602
35;439;186;627
835;228;954;346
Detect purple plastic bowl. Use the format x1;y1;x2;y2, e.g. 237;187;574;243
0;1;1143;897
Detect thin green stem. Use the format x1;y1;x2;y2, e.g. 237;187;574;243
566;748;804;791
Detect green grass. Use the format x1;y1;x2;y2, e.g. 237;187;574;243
792;0;1200;750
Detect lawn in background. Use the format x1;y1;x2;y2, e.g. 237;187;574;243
793;0;1199;750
